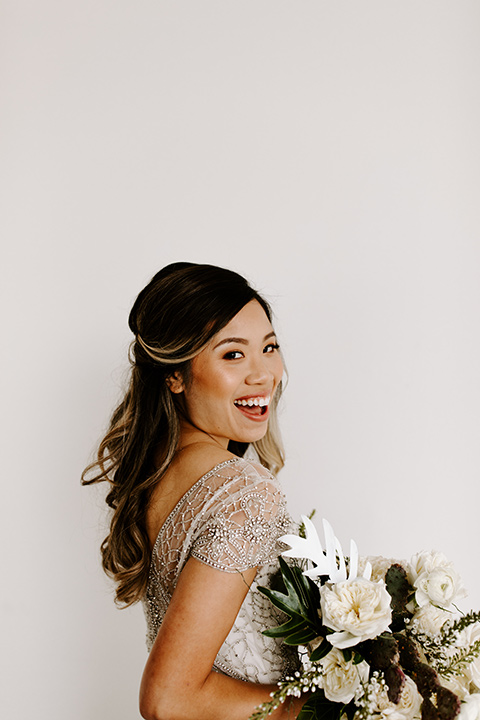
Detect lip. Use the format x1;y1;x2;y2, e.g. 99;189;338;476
234;404;270;422
233;391;272;422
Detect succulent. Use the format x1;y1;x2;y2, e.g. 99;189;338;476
385;563;412;631
360;634;405;703
395;634;461;720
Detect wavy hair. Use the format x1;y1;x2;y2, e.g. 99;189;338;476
82;262;285;606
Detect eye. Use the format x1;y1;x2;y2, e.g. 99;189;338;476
264;343;280;354
223;350;244;360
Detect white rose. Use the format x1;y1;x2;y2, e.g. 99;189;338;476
408;551;466;609
359;556;407;584
373;676;422;720
440;673;472;701
407;551;452;584
320;577;392;649
414;565;465;608
410;604;450;637
458;693;480;720
394;677;423;720
319;647;369;703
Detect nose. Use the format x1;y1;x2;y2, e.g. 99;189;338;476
245;354;272;385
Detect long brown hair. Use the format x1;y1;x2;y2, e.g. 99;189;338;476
82;262;285;606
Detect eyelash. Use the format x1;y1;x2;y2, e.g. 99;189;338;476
223;343;280;360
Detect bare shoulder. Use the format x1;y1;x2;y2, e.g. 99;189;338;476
146;444;239;547
176;446;277;489
174;442;238;484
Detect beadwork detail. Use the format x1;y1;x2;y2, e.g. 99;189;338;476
142;457;299;683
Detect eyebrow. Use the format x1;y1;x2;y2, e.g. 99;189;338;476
213;331;276;349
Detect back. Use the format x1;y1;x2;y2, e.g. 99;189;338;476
142;457;299;682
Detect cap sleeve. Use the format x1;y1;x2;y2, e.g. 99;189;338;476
190;460;291;573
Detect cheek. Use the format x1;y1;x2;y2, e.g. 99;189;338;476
189;363;237;403
273;356;284;384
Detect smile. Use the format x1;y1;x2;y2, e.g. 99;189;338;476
233;395;271;419
234;396;270;407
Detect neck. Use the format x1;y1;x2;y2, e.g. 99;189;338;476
177;419;229;451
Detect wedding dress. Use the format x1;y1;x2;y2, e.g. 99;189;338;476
142;456;299;683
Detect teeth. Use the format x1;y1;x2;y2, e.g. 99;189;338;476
234;396;270;407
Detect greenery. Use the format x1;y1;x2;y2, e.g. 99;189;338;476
252;548;480;720
258;557;323;646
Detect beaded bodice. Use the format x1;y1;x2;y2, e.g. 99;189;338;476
142;457;298;683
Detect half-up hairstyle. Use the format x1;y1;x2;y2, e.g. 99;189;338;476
82;262;285;606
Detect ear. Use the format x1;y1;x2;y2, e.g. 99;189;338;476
166;371;184;394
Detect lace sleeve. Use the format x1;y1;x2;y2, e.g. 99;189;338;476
190;462;291;573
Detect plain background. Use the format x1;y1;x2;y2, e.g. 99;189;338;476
2;2;479;718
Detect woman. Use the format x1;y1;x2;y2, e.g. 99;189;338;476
82;262;309;719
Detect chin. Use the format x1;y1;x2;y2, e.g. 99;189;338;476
233;427;269;445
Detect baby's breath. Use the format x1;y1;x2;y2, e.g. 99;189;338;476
250;666;324;720
354;671;387;720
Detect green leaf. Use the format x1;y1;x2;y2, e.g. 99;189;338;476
257;586;309;622
262;615;307;638
284;627;320;645
297;691;343;720
279;558;321;623
258;563;320;626
258;557;323;647
309;640;332;662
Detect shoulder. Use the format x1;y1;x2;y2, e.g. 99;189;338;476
172;443;238;487
189;456;290;572
172;443;277;488
199;455;286;522
159;444;285;526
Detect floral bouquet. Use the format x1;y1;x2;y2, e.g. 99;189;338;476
250;515;480;720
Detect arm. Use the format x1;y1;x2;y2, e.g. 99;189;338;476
139;557;308;720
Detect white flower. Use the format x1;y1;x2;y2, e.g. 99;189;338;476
408;550;451;583
370;676;422;720
359;556;406;584
458;693;480;720
319;647;369;703
414;565;465;609
409;604;450;637
393;677;423;720
407;551;466;609
320;577;392;648
440;673;472;701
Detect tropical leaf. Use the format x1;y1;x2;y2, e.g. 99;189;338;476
257;585;307;622
257;557;323;645
279;558;321;622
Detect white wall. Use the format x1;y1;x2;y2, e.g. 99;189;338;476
2;2;479;718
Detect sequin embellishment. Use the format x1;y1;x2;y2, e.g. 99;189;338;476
142;458;298;683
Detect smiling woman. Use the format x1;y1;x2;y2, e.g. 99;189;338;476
167;300;284;447
82;263;310;720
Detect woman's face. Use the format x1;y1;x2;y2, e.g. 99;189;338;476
176;299;284;448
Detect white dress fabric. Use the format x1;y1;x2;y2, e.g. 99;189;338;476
142;457;299;683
